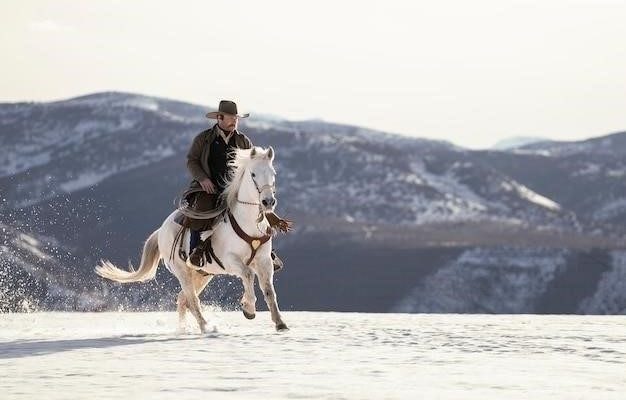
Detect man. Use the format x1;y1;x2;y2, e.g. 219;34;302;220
183;100;290;270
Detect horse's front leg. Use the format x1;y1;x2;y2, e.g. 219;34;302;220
225;254;257;320
256;255;288;331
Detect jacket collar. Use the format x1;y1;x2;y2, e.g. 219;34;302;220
213;123;237;143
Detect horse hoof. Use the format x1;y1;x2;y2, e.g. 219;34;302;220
276;323;289;331
242;310;256;320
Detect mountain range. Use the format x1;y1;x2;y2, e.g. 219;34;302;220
1;92;625;314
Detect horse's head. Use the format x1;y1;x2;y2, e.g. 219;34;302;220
247;146;277;212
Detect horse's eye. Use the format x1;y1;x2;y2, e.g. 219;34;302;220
251;173;256;178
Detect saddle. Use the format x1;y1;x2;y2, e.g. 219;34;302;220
173;211;187;226
171;211;226;273
170;210;294;273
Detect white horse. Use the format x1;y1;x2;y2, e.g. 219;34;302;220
95;146;288;332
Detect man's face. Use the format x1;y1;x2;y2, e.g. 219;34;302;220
218;114;239;132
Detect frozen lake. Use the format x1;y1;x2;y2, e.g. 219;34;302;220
1;312;625;399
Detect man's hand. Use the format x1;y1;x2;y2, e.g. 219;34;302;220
199;178;216;194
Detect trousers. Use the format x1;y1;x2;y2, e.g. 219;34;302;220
183;191;221;251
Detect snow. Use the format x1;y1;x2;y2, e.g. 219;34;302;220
16;233;48;260
122;98;159;111
0;150;52;178
143;146;175;158
500;180;561;212
592;198;626;221
243;120;282;130
59;171;115;192
605;168;626;178
406;160;492;223
411;161;487;208
579;251;626;314
573;163;602;177
510;181;561;211
395;247;569;313
512;148;553;157
73;120;110;135
0;312;624;399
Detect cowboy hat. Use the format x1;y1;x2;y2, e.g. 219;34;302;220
205;100;250;119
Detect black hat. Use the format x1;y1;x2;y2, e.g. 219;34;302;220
205;100;250;119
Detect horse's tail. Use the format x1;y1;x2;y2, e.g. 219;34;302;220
95;229;161;283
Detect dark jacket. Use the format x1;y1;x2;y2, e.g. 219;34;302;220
184;123;253;198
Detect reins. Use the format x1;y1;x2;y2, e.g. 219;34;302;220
177;156;277;269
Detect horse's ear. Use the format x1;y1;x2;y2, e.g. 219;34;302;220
250;147;257;158
267;146;274;161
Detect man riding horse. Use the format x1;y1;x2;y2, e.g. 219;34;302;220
181;100;292;269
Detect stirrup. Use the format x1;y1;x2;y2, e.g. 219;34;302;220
188;240;212;268
185;254;212;276
186;250;204;269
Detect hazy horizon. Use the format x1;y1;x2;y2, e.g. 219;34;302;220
4;88;626;149
2;0;625;149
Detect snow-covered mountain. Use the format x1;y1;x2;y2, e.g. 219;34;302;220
491;136;547;150
514;131;626;156
0;92;208;208
0;91;582;230
393;246;626;314
478;132;626;236
2;92;626;313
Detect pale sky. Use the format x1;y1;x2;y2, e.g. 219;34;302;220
1;0;626;149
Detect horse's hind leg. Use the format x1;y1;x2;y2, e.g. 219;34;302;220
183;284;208;333
185;273;214;331
193;272;214;296
173;259;208;334
176;275;210;333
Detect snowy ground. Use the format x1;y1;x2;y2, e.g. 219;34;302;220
1;311;625;399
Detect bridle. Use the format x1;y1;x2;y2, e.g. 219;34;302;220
235;168;277;235
227;167;277;264
236;168;276;208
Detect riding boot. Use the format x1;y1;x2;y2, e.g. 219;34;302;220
271;249;284;272
189;223;215;267
189;236;212;267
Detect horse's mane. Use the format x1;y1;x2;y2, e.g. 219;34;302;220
220;146;275;210
220;147;255;209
